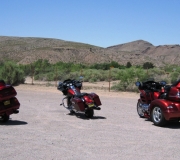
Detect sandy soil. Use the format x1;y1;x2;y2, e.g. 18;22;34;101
1;84;180;160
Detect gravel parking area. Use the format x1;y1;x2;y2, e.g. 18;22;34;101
1;84;180;160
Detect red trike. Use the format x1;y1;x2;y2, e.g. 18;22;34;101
136;79;180;126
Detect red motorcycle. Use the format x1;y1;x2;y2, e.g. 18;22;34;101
0;80;20;122
57;79;102;118
136;79;180;126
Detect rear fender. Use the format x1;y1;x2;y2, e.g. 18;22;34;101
149;99;171;112
149;99;177;120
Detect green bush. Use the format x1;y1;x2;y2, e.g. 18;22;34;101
0;61;25;85
170;71;180;84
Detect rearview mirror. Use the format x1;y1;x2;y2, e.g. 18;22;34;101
135;81;141;87
159;81;166;86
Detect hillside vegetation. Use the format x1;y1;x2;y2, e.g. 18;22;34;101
0;60;180;92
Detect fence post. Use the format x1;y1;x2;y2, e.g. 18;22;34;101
31;64;34;85
109;66;114;92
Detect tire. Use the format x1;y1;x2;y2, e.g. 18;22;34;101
151;106;167;126
85;108;94;118
137;102;144;118
70;110;75;114
1;114;9;122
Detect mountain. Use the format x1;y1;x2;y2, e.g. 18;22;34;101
0;36;180;67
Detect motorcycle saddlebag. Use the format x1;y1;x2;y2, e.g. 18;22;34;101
89;93;102;106
71;97;85;111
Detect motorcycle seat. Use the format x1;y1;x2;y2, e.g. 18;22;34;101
164;85;171;93
75;93;88;98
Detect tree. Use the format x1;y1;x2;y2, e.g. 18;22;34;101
126;62;132;68
143;62;154;69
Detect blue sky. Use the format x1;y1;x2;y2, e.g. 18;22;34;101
0;0;180;47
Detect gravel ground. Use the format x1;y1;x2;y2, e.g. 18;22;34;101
1;84;180;160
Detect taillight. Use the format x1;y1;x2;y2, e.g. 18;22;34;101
177;83;180;89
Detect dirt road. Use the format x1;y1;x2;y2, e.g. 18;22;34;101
1;84;180;160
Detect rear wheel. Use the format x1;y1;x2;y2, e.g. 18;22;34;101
151;106;167;126
85;108;94;118
1;114;9;122
137;102;144;118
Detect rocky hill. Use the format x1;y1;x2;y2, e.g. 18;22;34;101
0;36;180;67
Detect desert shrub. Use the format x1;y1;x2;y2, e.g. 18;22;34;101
111;81;128;91
170;71;180;84
135;68;150;82
0;61;25;85
150;68;165;75
19;64;31;76
89;77;97;83
68;72;81;80
163;64;179;73
89;61;125;70
112;68;151;91
113;68;136;91
110;68;121;80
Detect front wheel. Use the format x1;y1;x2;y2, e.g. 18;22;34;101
151;106;167;126
85;109;94;118
137;102;144;118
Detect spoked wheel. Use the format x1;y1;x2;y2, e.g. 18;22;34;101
1;114;10;122
85;108;94;118
151;106;167;126
137;102;144;118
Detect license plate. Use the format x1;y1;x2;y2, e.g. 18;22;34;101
4;100;10;105
88;103;94;108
